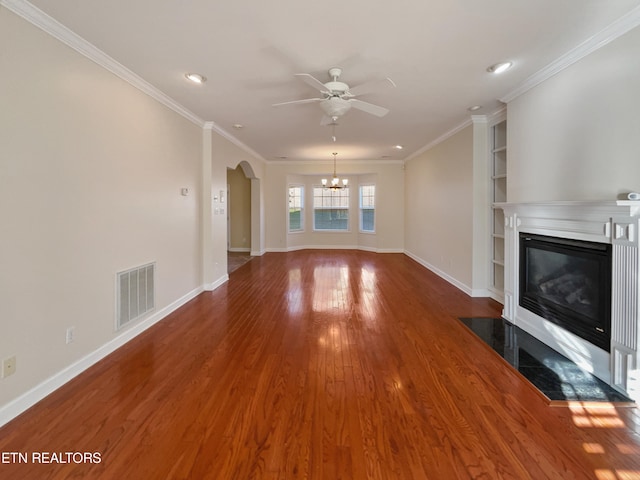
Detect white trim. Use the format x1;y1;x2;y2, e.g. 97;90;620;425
404;250;491;297
404;118;472;163
487;287;505;305
203;122;266;163
269;158;404;166
487;106;507;125
401;105;507;164
292;244;359;250
203;274;229;292
500;5;640;103
227;247;251;253
287;183;305;234
0;285;204;428
1;0;206;127
265;246;404;254
471;114;488;125
375;248;405;254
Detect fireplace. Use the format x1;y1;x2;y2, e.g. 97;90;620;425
519;233;611;352
498;201;640;402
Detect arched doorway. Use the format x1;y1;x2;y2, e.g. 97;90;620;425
226;161;262;273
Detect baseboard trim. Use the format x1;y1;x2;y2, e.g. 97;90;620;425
0;285;204;428
404;250;475;297
265;245;405;254
203;274;229;291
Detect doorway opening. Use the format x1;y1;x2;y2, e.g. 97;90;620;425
227;163;252;273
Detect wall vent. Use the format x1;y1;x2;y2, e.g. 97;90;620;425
116;262;155;330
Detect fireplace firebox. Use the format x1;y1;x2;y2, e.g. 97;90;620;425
519;233;612;352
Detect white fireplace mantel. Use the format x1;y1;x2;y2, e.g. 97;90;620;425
496;200;640;402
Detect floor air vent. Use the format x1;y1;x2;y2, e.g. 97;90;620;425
117;262;155;330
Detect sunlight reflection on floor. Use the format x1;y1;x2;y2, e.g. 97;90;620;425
570;403;626;428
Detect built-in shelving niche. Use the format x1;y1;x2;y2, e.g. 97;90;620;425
490;119;507;300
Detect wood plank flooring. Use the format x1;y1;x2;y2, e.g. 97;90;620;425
1;250;639;479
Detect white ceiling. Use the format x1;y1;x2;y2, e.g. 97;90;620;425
20;0;640;162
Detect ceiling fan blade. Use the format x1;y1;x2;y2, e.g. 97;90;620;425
272;98;324;107
348;99;389;117
294;73;330;93
347;77;396;97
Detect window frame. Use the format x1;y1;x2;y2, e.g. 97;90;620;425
359;184;376;233
312;185;351;232
288;184;304;233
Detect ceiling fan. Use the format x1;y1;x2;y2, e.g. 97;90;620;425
273;67;395;125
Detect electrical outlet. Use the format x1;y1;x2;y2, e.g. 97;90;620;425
2;356;16;378
66;327;75;344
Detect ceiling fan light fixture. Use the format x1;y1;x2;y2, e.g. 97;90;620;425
185;73;207;84
486;62;512;74
320;97;352;117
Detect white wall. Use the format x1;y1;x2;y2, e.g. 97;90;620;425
508;25;640;202
203;130;265;285
404;125;475;292
265;162;405;252
0;9;202;414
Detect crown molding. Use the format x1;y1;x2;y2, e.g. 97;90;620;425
203;121;267;163
405;104;509;162
487;105;507;126
268;158;404;166
1;0;205;127
500;5;640;103
403;118;472;163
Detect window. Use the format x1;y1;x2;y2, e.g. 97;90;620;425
288;185;303;232
360;185;375;232
313;186;349;231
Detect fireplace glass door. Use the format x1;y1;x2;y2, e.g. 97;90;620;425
519;233;612;352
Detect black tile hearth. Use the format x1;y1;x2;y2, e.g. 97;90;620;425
458;317;632;403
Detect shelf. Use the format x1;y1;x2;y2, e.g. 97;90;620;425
490;118;507;298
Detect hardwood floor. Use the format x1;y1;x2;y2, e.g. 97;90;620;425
228;251;253;274
1;250;639;479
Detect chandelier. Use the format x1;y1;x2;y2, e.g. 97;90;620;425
322;152;348;189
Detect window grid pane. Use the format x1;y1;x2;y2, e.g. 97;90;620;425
289;186;303;232
313;186;349;230
359;185;375;232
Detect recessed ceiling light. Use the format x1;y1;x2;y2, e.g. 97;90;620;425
232;124;244;129
486;62;513;74
185;73;207;84
468;105;482;112
394;145;403;150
